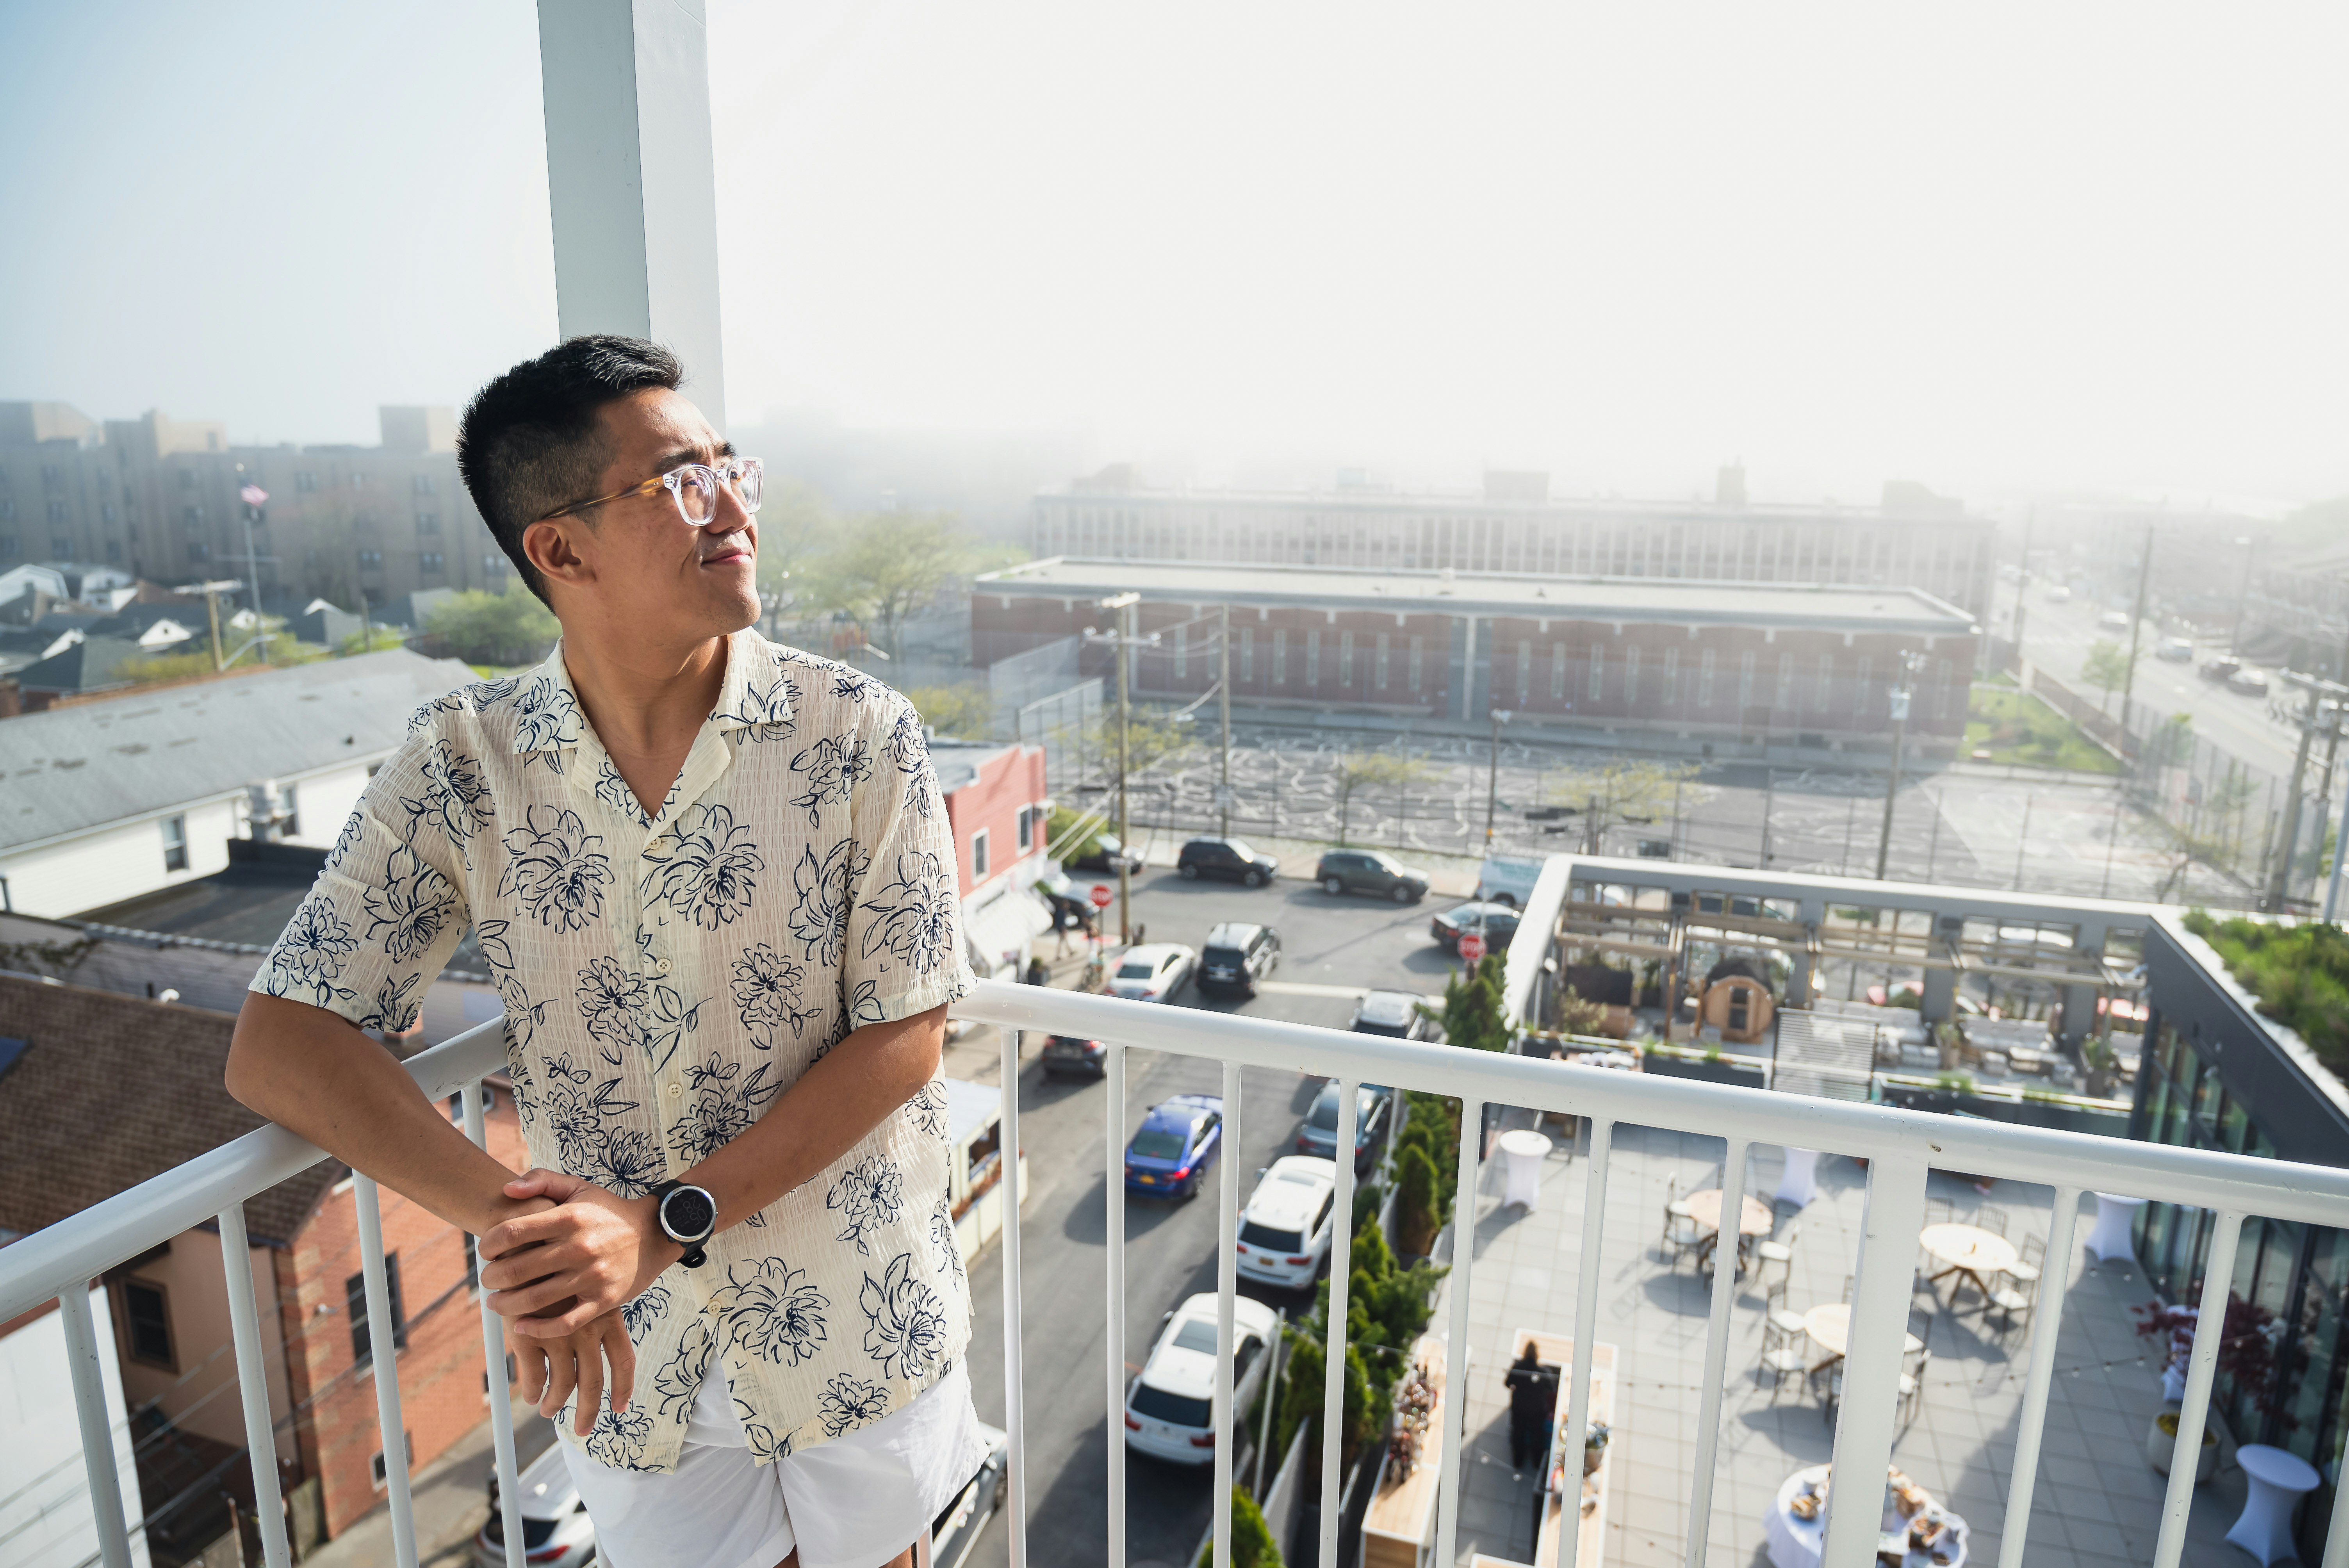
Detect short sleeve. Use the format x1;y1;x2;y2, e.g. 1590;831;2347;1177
841;696;975;1027
250;728;478;1034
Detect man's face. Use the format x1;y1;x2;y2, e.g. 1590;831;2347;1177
538;387;760;640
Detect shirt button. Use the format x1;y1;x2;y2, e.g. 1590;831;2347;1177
655;958;672;976
667;1082;683;1099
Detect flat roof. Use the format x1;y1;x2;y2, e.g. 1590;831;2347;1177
1035;488;1987;526
978;558;1976;634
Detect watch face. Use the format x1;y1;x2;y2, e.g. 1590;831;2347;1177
661;1185;716;1243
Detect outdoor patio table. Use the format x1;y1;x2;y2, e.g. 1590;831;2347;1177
1498;1129;1552;1210
1801;1303;1923;1373
2085;1191;2146;1262
2224;1443;2320;1567
1776;1147;1821;1208
1685;1188;1773;1274
1763;1462;1968;1568
1919;1223;2018;1306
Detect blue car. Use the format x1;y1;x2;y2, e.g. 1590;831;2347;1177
1125;1094;1224;1199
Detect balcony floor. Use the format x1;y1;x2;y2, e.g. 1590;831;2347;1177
1443;1119;2257;1567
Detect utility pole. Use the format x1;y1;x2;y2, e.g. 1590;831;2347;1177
1875;650;1926;879
2117;526;2154;758
1114;595;1137;943
1483;709;1512;846
2230;536;2256;654
2013;795;2034;889
1759;770;1774;868
2010;508;2036;667
2326;770;2349;923
2269;682;2322;909
1217;603;1232;838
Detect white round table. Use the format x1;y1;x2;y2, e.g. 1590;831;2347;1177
1919;1224;2019;1304
2225;1444;2320;1566
1763;1463;1967;1568
1498;1129;1553;1210
1777;1147;1821;1208
2085;1191;2146;1262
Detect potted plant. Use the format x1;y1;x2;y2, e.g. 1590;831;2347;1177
2145;1408;2219;1482
2133;1292;2283;1478
2081;1033;2119;1099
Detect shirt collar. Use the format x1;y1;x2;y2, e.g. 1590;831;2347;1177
508;640;586;754
704;628;795;738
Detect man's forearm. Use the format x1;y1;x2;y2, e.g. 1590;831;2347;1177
684;1003;947;1234
227;992;541;1237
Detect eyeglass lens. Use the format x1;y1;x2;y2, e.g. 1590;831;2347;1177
673;460;762;524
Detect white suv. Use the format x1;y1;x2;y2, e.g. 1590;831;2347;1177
1235;1156;1339;1288
1123;1293;1278;1465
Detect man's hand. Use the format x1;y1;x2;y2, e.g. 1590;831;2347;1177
478;1170;681;1337
513;1311;637;1436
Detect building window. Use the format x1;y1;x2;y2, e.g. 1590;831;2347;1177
1698;647;1716;707
1239;626;1254;682
346;1254;406;1364
48;500;70;523
412;474;435;495
1623;646;1641;704
1375;633;1390;690
358;550;383;570
104;540;120;561
1738;650;1756;712
280;784;299;838
1016;805;1034;852
122;1279;174;1369
1339;631;1355;687
1587;643;1605;702
50;537;73;560
0;535;14;558
161;814;188;872
971;828;990;882
1816;654;1834;712
0;500;12;520
371;1433;413;1491
100;502;117;524
1776;652;1795;710
1663;646;1680;705
351;472;372;490
295;471;318;493
1306;629;1321;687
1409;636;1424;690
485;552;507;573
420;552;444;573
415;512;439;534
186;541;209;561
1273;628;1288;686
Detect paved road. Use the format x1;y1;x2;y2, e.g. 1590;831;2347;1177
957;870;1460;1568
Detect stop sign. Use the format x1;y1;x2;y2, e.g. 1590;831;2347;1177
1089;884;1114;909
1457;932;1487;964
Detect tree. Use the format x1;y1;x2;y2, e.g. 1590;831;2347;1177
1087;703;1202;780
424;586;561;666
798;511;970;657
1394;1143;1442;1256
1547;757;1701;855
752;477;838;607
2082;638;2136;712
1195;1488;1283;1568
1438;953;1511;1052
1332;750;1436;846
904;684;993;739
1551;984;1608;1039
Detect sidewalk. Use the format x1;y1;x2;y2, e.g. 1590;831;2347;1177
301;1397;556;1568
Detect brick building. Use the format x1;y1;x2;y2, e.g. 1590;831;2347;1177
974;559;1979;750
930;737;1054;978
0;976;527;1556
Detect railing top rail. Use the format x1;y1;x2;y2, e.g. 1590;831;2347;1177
0;1020;507;1324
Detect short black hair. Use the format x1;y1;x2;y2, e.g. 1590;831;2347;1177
456;335;685;604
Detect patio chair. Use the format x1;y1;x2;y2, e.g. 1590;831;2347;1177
1927;1195;1954;1229
1898;1344;1933;1429
1979;1205;2010;1237
1988;1265;2037;1335
1661;1174;1694;1242
1815;1361;1845;1426
1663;1199;1706;1268
1758;1312;1808;1398
1763;1276;1809;1342
2004;1230;2045;1288
1754;1220;1800;1292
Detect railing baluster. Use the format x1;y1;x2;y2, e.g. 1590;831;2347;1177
1000;1025;1029;1568
1432;1094;1484;1568
1105;1039;1128;1568
1211;1058;1243;1568
2322;1449;2349;1568
2153;1209;2244;1568
460;1083;526;1568
216;1203;292;1568
1556;1117;1614;1568
1996;1183;2082;1568
1686;1136;1753;1568
57;1283;133;1568
1819;1153;1930;1568
1319;1077;1359;1568
353;1175;420;1568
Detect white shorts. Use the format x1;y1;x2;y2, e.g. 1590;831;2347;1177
559;1362;987;1568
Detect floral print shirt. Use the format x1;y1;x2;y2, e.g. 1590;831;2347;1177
251;629;975;1472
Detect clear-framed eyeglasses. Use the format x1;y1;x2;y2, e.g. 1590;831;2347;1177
541;455;763;526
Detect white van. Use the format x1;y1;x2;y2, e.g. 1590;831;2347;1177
1474;854;1545;907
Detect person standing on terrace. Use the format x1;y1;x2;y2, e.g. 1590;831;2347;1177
227;336;979;1568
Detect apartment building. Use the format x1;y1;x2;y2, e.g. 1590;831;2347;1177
0;402;510;612
1030;469;1999;621
930;736;1055;978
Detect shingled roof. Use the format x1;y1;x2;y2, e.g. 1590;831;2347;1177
0;975;341;1247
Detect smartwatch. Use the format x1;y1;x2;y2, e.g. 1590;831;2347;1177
649;1181;718;1269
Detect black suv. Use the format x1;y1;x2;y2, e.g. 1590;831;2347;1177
1177;837;1280;887
1313;849;1430;903
1198;922;1281;996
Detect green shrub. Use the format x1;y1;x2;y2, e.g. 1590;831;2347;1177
1394;1144;1442;1254
1196;1486;1283;1568
2182;911;2349;1077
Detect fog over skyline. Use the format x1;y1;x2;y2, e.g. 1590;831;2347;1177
4;2;2345;511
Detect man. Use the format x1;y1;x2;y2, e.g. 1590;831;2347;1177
226;336;978;1568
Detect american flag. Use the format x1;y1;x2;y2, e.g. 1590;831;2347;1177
239;483;269;507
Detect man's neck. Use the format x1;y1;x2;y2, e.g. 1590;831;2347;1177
558;625;733;763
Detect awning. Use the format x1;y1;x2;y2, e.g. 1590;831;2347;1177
963;885;1055;973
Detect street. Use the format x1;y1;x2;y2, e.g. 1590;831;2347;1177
955;870;1459;1568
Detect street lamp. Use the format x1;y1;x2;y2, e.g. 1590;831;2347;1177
1484;709;1513;846
1874;650;1927;880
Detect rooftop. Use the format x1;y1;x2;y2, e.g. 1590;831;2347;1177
978;558;1979;634
926;735;1021;795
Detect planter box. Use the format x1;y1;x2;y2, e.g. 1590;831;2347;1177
2146;1406;2219;1482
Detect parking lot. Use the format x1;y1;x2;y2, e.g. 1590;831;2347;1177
956;864;1471;1568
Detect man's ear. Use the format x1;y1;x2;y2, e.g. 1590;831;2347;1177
524;517;594;592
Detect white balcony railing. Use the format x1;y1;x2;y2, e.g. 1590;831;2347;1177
6;981;2349;1568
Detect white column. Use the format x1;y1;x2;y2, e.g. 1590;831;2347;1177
536;0;728;427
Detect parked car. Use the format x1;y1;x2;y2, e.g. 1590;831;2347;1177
2098;609;2132;631
1430;900;1521;955
477;1444;594;1568
1041;1034;1108;1079
929;1423;1014;1568
1197;921;1280;996
2227;668;2271;696
2044;584;2072;603
1349;989;1436;1041
1177;836;1280;887
2155;636;2194;662
1106;943;1196;1002
1314;848;1430;903
2199;656;2242;684
1235;1156;1340;1288
1473;853;1545;907
1297;1080;1392;1172
1124;1294;1278;1465
1067;831;1143;875
1125;1093;1223;1197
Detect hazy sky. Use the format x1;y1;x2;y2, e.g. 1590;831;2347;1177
4;3;2345;508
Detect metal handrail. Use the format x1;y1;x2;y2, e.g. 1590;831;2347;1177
7;983;2349;1568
